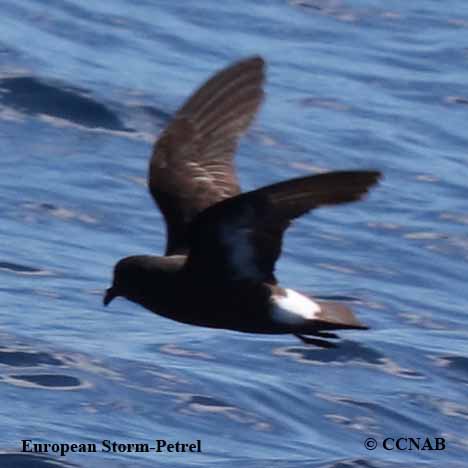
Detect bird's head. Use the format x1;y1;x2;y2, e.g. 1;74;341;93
103;255;185;307
104;256;145;306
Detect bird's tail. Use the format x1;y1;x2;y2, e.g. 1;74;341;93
303;301;368;332
294;301;368;348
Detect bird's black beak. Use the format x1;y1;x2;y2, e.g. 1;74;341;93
103;287;117;306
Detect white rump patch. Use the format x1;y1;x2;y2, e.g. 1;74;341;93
271;289;321;325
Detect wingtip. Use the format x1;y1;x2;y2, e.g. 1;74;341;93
359;170;383;199
339;170;382;202
355;169;382;185
368;170;383;184
235;55;266;78
242;55;265;66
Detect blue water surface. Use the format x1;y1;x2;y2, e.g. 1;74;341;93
1;0;467;466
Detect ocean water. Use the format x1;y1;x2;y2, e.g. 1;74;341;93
1;0;467;466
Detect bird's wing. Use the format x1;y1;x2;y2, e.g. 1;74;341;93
148;56;265;255
185;171;381;284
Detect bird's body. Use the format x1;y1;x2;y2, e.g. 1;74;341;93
104;56;381;347
107;254;366;339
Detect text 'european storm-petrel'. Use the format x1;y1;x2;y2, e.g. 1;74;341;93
104;56;381;348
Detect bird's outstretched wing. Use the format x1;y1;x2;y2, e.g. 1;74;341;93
149;56;265;255
185;171;381;284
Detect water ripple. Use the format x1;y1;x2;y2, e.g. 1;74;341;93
0;76;128;130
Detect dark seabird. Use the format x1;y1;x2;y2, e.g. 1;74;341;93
104;56;381;348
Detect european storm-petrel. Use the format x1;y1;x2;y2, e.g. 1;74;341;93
104;56;381;348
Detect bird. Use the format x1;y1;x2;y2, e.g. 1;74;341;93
104;56;381;348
